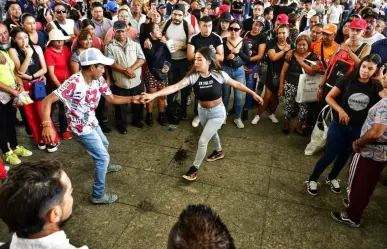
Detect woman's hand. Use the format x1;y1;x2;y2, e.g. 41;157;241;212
42;126;56;144
283;44;291;52
17;71;31;80
141;92;156;103
160;36;166;43
253;93;263;105
39;75;47;84
278;86;284;97
285;49;293;60
227;53;235;60
352;141;361;153
144;38;152;49
338;110;350;125
23;45;34;58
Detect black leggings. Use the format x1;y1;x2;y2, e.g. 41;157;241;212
0;102;18;153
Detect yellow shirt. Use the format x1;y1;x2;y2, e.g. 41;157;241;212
0;50;16;87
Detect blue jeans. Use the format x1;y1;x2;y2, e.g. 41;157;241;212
73;126;111;198
222;66;246;118
243;68;258;110
309;121;361;182
193;103;226;168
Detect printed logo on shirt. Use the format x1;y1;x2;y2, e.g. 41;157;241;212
348;93;370;111
198;79;214;89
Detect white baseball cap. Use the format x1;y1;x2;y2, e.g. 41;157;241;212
79;48;115;66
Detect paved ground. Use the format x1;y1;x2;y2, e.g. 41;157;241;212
1;105;387;249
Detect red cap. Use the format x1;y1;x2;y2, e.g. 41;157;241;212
349;18;367;30
217;4;230;16
276;14;289;24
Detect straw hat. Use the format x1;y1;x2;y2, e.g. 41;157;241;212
46;29;71;46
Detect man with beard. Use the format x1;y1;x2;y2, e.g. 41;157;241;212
0;160;87;248
310;23;323;42
162;4;194;119
3;2;22;31
359;8;385;45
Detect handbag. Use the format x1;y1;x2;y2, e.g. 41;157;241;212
150;68;168;81
295;68;322;103
31;81;47;101
305;105;333;156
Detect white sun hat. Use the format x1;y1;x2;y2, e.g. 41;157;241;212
79;48;115;66
46;29;71;46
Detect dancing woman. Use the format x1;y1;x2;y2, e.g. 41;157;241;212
142;47;263;181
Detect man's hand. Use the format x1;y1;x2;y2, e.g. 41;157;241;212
340;42;351;53
352;141;361;153
132;95;143;104
42;126;56;144
141;92;156;103
124;67;136;78
253;93;263;105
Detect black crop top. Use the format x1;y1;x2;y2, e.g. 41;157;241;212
184;71;230;101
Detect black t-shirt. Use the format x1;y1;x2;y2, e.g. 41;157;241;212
185;71;230;101
3;18;20;31
242;17;254;32
243;32;266;66
267;39;295;75
334;78;382;127
188;32;223;52
285;52;319;85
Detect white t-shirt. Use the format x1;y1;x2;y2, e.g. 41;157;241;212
327;5;343;24
360;32;386;45
50;19;75;35
54;72;112;136
7;231;88;249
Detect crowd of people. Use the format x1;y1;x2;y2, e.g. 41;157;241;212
0;0;387;246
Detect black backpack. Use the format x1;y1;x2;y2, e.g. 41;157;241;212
166;100;182;125
162;19;189;42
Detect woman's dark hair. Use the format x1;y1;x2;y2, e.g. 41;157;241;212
81;19;95;29
277;24;289;32
68;9;81;22
351;54;382;82
10;26;32;48
77;29;92;48
0;161;65;238
288;13;297;28
186;47;221;76
20;13;35;24
289;2;298;10
200;6;207;13
141;21;158;40
335;18;352;43
264;6;273;16
229;19;242;29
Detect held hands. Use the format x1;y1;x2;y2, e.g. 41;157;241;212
338;110;350;125
140;92;156;104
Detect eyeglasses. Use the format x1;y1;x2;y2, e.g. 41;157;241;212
228;27;241;32
55;10;66;14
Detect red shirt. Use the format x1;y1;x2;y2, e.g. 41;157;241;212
44;46;71;84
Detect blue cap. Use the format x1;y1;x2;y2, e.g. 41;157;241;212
104;1;118;12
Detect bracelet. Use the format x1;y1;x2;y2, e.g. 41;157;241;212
41;124;51;128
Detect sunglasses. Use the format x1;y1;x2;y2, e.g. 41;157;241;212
228;27;241;32
55;9;66;14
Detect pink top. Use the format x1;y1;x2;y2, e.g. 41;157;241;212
71;35;104;53
104;27;138;45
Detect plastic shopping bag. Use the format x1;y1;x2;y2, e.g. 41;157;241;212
296;73;322;103
305;105;333;156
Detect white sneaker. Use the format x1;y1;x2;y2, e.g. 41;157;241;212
192;116;200;127
251;115;260;125
268;114;279;123
305;180;318;196
234;118;245;128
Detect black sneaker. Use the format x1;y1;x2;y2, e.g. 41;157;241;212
180;108;188;120
146;113;153;127
305;180;318;196
133;120;145;128
37;142;46;150
331;212;360;228
342;198;349;208
182;166;198;182
158;112;167;126
242;109;248;121
206;150;225;162
326;178;341;194
47;143;60;153
117;125;127;134
100;124;112;133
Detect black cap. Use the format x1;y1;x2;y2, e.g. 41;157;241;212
113;20;127;30
172;3;185;13
362;8;378;19
211;1;220;10
219;12;232;22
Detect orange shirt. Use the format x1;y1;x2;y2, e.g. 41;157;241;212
310;40;339;68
